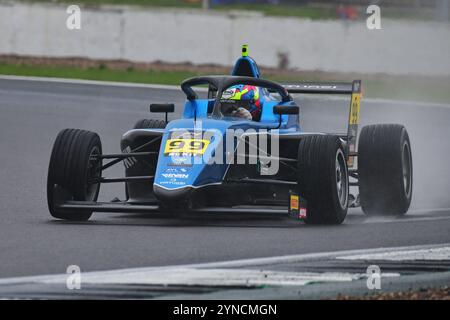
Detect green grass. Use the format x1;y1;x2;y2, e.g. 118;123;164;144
0;63;201;85
2;62;450;104
24;0;200;8
22;0;336;19
21;0;437;21
214;4;335;19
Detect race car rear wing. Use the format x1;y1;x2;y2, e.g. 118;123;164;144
281;80;362;167
281;82;355;95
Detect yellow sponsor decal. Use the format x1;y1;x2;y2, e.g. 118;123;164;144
290;195;299;211
349;93;361;125
347;143;355;167
347;156;355;168
164;138;210;155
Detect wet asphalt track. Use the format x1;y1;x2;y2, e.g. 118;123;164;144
0;77;449;278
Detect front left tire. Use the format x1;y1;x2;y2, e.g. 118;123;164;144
297;135;349;225
358;124;413;216
134;119;166;129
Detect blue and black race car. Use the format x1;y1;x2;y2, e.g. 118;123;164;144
47;45;413;224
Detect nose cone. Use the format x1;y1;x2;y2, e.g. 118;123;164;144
153;184;192;208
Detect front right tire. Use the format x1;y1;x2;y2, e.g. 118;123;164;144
47;129;102;221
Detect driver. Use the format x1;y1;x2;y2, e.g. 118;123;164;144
221;84;262;121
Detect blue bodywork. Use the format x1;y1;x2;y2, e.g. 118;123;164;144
151;56;300;196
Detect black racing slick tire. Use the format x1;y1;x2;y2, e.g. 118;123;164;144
358;124;413;216
134;119;166;129
297;135;349;225
47;129;102;221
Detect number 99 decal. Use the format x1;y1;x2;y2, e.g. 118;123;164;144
164;139;210;155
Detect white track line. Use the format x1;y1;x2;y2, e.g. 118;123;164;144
46;269;376;287
0;243;447;286
300;93;450;109
338;246;450;261
362;97;450;109
0;75;202;91
1;75;449;108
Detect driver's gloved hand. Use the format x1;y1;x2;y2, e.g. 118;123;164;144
231;107;252;121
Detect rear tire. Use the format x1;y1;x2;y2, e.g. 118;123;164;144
358;124;412;216
134;119;166;129
47;129;102;221
297;135;349;225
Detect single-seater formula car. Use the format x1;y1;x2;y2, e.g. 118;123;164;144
47;46;413;224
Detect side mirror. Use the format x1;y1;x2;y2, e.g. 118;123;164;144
273;105;299;129
273;105;299;115
150;103;175;123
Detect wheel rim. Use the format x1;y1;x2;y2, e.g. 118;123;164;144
86;146;101;201
402;141;412;198
335;149;348;209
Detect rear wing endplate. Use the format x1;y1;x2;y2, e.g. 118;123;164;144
282;80;362;168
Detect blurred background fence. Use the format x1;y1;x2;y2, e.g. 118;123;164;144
0;1;449;76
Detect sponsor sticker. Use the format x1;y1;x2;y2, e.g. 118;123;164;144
349;93;361;125
299;208;307;219
167;162;192;167
290;194;299;211
164;138;210;156
161;173;189;179
164;167;189;174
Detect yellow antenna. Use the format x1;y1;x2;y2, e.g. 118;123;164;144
242;44;249;57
